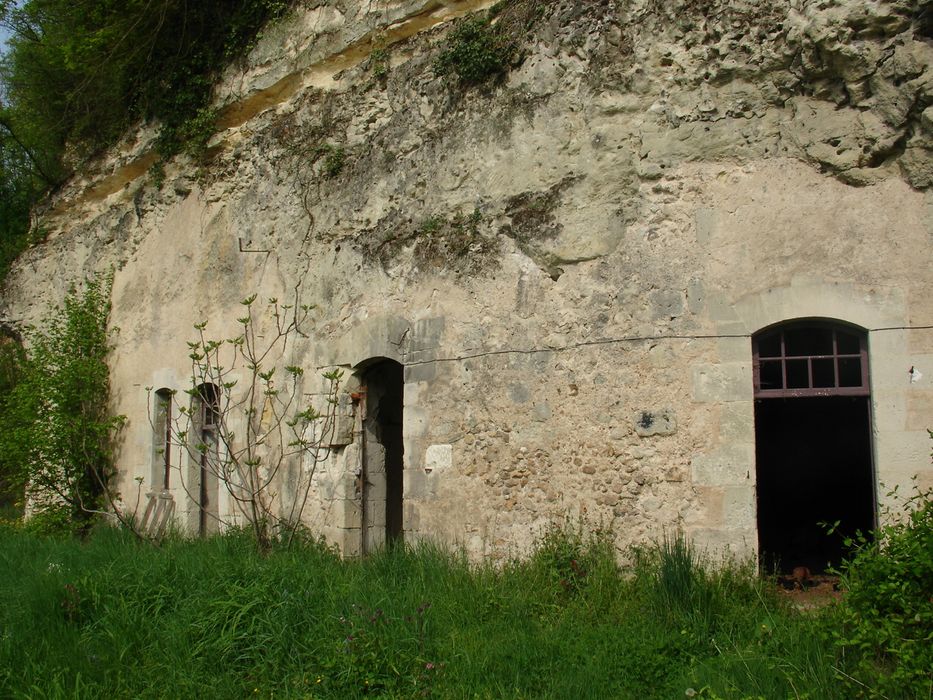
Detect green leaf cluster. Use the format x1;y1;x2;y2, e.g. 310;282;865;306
0;121;44;280
434;16;512;86
831;482;933;697
0;273;124;530
433;1;547;88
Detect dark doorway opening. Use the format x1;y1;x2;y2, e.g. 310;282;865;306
360;359;404;552
753;322;875;574
755;396;874;573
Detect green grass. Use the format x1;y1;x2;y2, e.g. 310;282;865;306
0;522;913;699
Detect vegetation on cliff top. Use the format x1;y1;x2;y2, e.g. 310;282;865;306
0;0;294;279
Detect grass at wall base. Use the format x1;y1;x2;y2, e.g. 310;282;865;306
0;505;930;699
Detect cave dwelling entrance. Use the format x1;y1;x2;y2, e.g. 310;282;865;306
752;320;875;574
358;358;404;554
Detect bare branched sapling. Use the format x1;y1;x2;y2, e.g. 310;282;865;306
149;292;341;548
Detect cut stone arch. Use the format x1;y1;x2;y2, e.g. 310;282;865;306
354;357;404;554
324;316;411;371
752;319;875;573
729;281;906;338
686;279;918;562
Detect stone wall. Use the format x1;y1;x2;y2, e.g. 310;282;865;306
2;0;931;560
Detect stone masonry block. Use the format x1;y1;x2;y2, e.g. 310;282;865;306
410;317;445;351
424;444;453;473
719;401;755;443
691;443;755;486
693;363;753;402
695;207;717;248
722;486;756;529
689;527;757;560
340;499;362;530
717;335;751;363
404;361;437;383
405;469;436;499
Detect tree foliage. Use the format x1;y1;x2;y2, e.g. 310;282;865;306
0;273;124;530
0;119;43;279
1;0;291;162
0;0;293;282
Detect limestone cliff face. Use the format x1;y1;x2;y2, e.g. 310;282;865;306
3;0;931;557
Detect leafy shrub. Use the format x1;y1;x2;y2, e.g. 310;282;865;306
435;17;512;86
528;517;615;597
830;484;933;698
0;273;123;530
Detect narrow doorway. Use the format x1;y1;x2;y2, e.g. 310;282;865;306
359;359;404;553
753;322;875;573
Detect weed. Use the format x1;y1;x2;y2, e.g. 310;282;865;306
435;17;511;86
362;208;498;276
321;146;346;178
369;48;389;79
0;524;877;699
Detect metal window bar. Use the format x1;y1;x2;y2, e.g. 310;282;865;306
753;325;869;398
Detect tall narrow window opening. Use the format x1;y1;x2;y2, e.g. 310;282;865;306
152;389;173;490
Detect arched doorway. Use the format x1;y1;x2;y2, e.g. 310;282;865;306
753;321;875;573
358;359;404;553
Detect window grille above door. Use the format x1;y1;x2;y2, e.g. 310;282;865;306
753;322;869;398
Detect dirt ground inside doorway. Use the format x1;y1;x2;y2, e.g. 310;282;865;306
775;573;844;610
